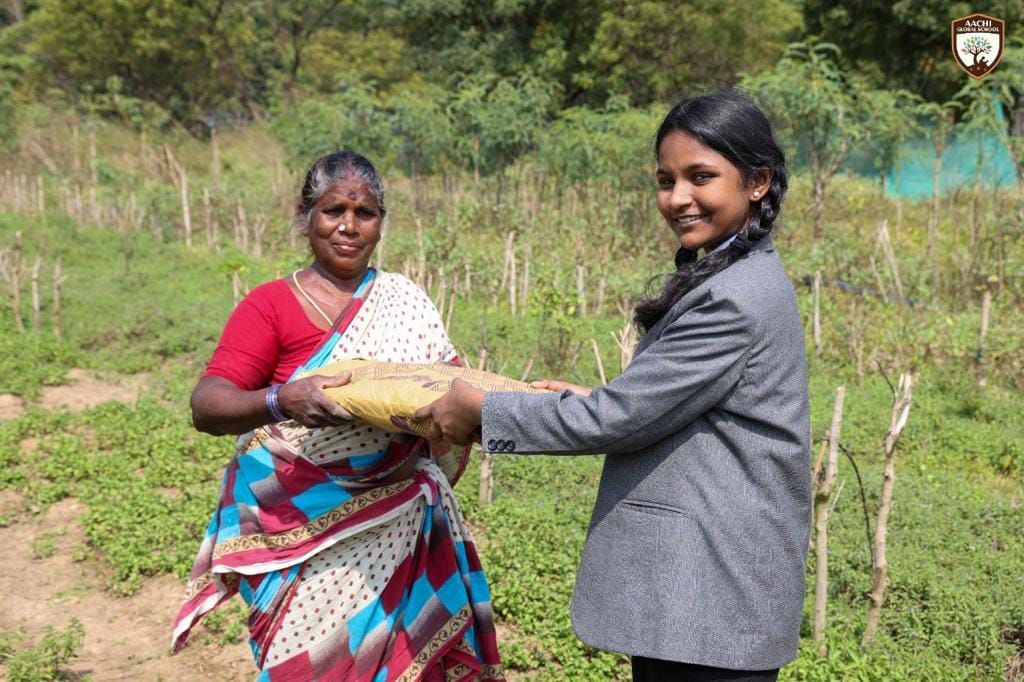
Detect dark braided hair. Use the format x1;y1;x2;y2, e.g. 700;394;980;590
634;91;788;332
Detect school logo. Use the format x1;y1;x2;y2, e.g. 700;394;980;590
951;13;1004;78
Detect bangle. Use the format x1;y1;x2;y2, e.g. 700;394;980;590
266;384;289;422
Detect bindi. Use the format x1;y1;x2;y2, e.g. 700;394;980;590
348;192;358;200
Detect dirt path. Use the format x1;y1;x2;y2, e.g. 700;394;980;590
0;492;253;681
0;370;255;680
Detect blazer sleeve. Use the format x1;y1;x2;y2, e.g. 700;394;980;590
481;291;756;455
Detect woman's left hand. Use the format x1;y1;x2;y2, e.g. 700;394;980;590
413;379;485;446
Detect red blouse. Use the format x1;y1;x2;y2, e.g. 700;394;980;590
204;279;328;390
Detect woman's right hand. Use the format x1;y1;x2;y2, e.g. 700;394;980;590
278;373;355;428
530;379;593;397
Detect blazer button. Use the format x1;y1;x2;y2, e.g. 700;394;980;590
495;439;506;450
505;440;515;452
486;439;497;450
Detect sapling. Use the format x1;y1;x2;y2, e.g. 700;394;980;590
863;370;915;647
813;386;845;655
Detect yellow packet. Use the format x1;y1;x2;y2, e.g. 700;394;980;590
298;359;545;437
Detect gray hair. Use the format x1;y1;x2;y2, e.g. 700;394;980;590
296;151;387;229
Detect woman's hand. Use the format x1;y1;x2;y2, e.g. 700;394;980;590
413;379;484;446
278;372;355;429
530;379;593;397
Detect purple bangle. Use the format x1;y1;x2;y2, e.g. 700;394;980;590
266;384;288;422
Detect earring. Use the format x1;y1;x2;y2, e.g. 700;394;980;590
752;192;760;199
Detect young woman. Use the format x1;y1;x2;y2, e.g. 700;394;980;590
417;91;811;681
173;152;502;682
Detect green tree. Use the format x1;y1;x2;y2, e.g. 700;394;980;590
861;88;920;192
576;0;802;106
744;42;868;243
19;0;274;122
916;99;962;262
803;0;1024;102
376;0;602;107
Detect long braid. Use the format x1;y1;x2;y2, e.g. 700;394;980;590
635;92;788;333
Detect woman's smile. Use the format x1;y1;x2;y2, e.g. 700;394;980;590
656;131;759;253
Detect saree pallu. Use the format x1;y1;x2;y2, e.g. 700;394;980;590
173;269;503;682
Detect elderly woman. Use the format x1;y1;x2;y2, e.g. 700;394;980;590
173;151;503;682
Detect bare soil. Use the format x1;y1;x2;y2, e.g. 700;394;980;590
0;370;254;680
0;369;150;420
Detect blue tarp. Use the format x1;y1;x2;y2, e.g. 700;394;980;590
885;131;1018;198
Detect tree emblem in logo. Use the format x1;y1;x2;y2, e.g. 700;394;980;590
951;14;1004;78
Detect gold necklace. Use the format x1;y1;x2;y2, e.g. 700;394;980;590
291;271;333;325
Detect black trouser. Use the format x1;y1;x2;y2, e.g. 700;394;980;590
631;657;779;682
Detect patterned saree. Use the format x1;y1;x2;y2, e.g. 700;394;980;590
172;269;503;682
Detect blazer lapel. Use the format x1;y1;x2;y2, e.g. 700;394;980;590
633;237;775;358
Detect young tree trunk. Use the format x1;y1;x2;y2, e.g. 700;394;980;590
928;142;943;284
977;289;991;388
863;372;915;647
813;386;845;655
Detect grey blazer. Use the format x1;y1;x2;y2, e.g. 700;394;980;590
481;237;810;670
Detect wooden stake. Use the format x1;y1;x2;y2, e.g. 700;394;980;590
52;256;66;339
416;220;426;286
863;372;914;648
575;264;586;316
251;212;268;259
520;246;530;316
611;317;638;372
180;165;192;248
477;345;495;505
210;126;221;189
499;231;515;293
876;221;904;301
813;386;845;656
591;339;607;384
30;255;41;332
519;356;535;382
445;292;455;335
813;270;822;357
88;127;98;186
977;288;991;388
203;187;216;248
508;246;517;315
0;231;26;333
479;450;496;506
